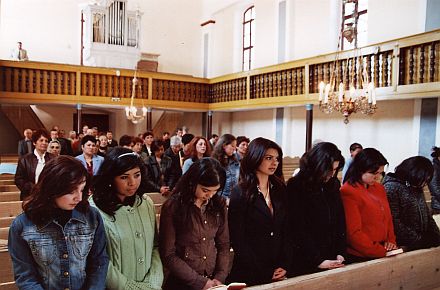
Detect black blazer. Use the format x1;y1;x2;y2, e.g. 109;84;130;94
286;175;346;275
228;180;291;286
18;139;34;156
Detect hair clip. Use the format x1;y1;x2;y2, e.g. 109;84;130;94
117;152;139;159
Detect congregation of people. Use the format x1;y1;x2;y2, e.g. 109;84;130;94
8;124;440;290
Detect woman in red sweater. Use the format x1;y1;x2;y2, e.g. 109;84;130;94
341;148;398;263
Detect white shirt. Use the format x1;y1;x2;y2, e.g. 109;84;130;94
33;149;46;183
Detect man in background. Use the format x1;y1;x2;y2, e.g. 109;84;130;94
18;129;34;156
342;142;363;181
11;42;29;61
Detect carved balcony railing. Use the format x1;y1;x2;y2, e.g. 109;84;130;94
0;29;439;111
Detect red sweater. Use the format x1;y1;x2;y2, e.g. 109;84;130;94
340;182;396;258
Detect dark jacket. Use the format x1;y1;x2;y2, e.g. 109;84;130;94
228;180;291;286
15;152;54;200
145;155;173;192
18;139;34;156
286;175;346;275
159;195;230;290
383;173;440;250
164;147;183;190
429;158;440;211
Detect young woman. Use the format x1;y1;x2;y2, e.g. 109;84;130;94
159;158;229;290
91;147;164;289
383;156;440;251
8;156;108;290
286;142;346;275
15;128;55;200
341;148;398;262
228;137;290;286
182;136;212;174
211;134;240;200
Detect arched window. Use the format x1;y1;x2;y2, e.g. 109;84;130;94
341;0;368;50
242;6;255;71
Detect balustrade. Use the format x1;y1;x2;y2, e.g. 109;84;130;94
0;30;439;110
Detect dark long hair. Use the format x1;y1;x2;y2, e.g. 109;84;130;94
239;137;284;202
92;147;148;217
344;148;388;185
394;156;433;188
298;142;345;186
212;134;237;167
23;156;90;226
171;157;226;221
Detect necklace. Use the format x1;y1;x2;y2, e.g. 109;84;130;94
257;182;273;214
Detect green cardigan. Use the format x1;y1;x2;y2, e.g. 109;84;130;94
91;194;163;290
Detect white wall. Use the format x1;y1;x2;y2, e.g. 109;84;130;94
0;0;83;65
207;0;429;77
0;0;204;76
206;99;420;172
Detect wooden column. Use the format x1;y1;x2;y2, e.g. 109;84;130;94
146;107;152;131
305;104;313;152
76;104;82;134
207;110;213;139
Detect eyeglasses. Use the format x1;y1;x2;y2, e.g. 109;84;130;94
50;146;60;149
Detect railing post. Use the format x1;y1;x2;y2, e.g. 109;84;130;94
304;64;310;96
246;74;251;101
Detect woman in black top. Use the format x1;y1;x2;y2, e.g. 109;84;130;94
383;156;440;251
228;137;290;286
286;142;346;275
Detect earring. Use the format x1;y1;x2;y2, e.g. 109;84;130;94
108;184;112;188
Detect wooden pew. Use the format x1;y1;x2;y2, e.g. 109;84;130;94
282;156;300;180
248;247;440;290
0;249;15;290
0;218;14;229
0;202;22;218
0;193;20;203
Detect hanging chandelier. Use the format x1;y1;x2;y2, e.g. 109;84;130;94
318;49;377;124
125;69;147;124
318;2;377;124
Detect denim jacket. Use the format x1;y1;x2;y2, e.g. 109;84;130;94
8;207;109;290
220;156;240;198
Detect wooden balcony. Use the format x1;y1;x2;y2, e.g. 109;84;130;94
0;29;439;112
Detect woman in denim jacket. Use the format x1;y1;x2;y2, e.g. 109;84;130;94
91;147;164;290
211;134;240;202
8;156;109;290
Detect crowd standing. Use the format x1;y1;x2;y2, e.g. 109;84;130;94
10;125;440;289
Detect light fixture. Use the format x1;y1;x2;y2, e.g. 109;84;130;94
125;69;147;124
318;16;377;124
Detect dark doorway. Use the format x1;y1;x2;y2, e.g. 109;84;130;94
73;113;109;133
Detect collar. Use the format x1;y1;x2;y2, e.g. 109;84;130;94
33;149;46;160
37;208;88;230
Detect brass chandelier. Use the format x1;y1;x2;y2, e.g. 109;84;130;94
125;69;147;124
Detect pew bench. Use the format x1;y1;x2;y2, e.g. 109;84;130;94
248;247;440;290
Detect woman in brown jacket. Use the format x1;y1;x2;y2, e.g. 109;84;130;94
159;157;230;290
